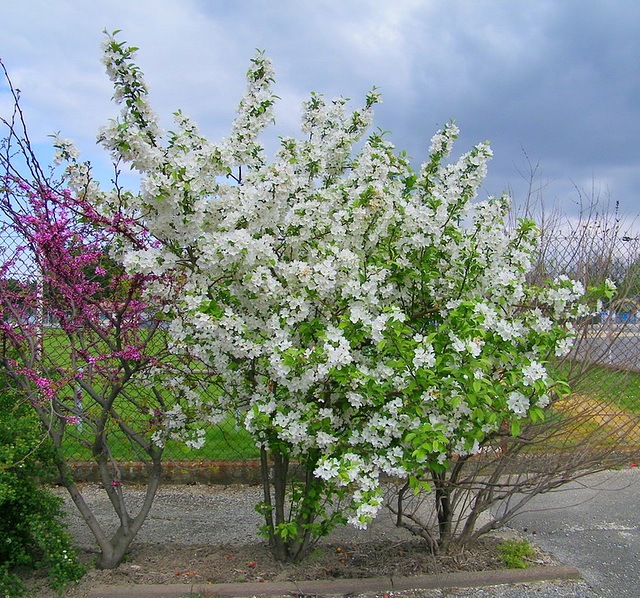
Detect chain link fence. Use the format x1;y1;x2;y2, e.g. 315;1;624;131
531;225;640;450
2;219;640;462
539;228;640;372
0;222;259;462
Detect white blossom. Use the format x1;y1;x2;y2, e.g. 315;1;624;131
521;361;547;386
507;391;530;416
413;344;436;368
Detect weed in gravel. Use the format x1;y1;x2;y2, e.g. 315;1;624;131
497;539;536;569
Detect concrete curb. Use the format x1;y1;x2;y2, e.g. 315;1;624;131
88;564;581;597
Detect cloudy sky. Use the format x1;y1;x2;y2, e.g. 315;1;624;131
1;0;638;228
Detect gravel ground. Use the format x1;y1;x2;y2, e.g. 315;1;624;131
55;482;417;548
36;483;602;598
374;583;600;597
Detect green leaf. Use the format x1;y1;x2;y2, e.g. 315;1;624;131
408;475;431;494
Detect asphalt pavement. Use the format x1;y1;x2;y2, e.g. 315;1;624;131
502;467;640;598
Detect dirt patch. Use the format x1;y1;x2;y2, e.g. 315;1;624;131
23;536;555;597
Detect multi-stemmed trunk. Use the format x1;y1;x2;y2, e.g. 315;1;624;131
259;446;328;563
54;441;163;569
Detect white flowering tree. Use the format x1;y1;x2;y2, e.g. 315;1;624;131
54;33;604;562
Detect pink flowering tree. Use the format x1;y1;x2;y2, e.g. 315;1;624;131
0;63;218;569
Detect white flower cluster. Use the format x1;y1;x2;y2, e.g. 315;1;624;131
540;275;586;316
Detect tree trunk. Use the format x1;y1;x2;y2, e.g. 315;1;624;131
259;447;323;563
434;470;453;548
55;446;163;569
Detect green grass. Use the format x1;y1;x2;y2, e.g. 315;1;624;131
35;328;261;462
522;363;640;451
61;414;260;462
37;329;640;462
561;363;640;413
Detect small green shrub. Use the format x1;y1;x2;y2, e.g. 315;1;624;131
497;539;535;569
0;376;85;596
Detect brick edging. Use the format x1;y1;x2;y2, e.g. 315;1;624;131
68;460;263;484
88;565;582;597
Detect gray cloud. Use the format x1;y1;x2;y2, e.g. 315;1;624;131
1;0;638;227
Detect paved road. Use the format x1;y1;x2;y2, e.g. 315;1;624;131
574;324;640;372
501;468;640;598
409;468;640;597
